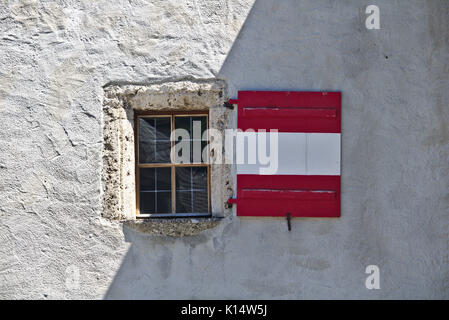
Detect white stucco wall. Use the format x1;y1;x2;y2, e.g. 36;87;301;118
0;0;448;299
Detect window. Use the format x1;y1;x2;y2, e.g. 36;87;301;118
135;111;210;217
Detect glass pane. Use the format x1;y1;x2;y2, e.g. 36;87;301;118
139;117;171;164
139;137;155;163
192;167;207;189
140;167;171;191
175;167;208;214
191;116;207;139
140;192;155;214
174;117;191;136
155;167;171;190
156;191;172;214
140;168;155;191
155;117;171;140
139;167;172;214
201;141;208;163
193;191;208;213
139;118;157;141
175;167;191;191
191;140;208;163
175;167;207;191
174;139;190;164
155;141;171;163
175;191;192;213
191;140;201;163
174;116;208;164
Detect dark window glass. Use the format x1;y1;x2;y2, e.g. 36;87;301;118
155;141;171;163
156;192;172;214
139;168;155;191
175;167;191;191
174;116;191;135
139;167;172;214
139;117;171;163
175;191;191;214
192;167;208;189
175;167;208;213
140;194;155;214
137;114;209;216
193;191;208;213
174;116;208;163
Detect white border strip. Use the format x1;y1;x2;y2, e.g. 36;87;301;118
236;132;341;175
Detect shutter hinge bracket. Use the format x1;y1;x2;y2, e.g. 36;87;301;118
224;99;238;109
226;197;237;209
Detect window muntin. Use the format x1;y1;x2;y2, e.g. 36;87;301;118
136;112;210;217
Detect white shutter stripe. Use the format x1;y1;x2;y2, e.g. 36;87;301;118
236;132;341;176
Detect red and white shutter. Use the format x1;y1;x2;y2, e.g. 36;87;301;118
229;91;341;217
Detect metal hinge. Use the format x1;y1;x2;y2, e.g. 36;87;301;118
224;99;238;110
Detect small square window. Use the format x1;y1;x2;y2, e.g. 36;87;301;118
136;112;210;217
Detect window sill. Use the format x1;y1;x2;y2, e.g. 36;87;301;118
123;216;222;237
136;213;211;218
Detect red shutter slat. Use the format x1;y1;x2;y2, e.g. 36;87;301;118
241;189;337;201
236;175;340;217
237;91;341;133
242;107;337;119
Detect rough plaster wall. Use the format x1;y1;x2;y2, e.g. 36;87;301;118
0;0;448;299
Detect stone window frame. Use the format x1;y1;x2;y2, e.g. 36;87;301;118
101;80;233;233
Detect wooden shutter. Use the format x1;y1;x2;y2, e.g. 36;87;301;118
229;91;341;217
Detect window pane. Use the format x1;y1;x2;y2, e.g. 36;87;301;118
175;191;191;214
140;168;155;191
155;117;171;140
174;116;208;163
192;167;207;189
175;167;208;214
139;117;171;164
139;118;157;141
139;167;172;214
174;116;191;136
156;167;171;190
156;191;172;214
140;167;171;191
191;116;207;138
139;137;155;163
140;191;172;214
174;139;189;164
175;167;191;191
140;193;155;214
193;191;208;213
175;167;207;191
190;140;208;163
155;141;171;163
201;141;208;163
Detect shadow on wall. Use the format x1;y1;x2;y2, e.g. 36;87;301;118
104;222;234;299
103;1;259;300
218;0;372;97
104;224;220;299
